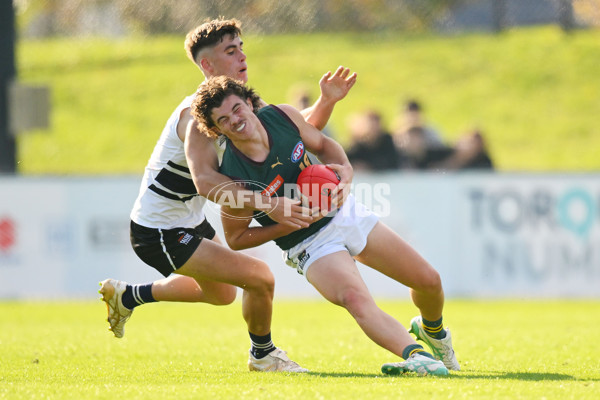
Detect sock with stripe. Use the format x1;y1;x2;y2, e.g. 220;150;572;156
402;344;434;360
249;331;276;359
121;283;157;310
422;316;447;339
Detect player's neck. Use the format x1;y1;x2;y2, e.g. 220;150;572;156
231;125;270;162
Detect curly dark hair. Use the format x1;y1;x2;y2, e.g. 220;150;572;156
191;76;262;139
184;17;242;65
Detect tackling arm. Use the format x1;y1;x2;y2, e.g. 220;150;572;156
279;104;353;186
182;110;314;229
220;206;298;250
300;66;357;131
280;104;354;209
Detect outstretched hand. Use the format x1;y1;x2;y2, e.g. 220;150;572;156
319;66;357;104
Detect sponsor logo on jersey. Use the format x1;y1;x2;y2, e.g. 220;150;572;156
291;141;304;163
271;156;283;169
261;175;284;197
178;231;194;245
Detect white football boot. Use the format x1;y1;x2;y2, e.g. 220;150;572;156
381;353;449;376
248;348;308;372
99;279;132;338
409;316;460;371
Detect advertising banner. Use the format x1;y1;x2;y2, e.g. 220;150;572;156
1;173;598;299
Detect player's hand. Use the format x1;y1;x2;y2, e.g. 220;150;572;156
267;196;316;229
297;191;331;221
319;66;357;104
326;162;353;210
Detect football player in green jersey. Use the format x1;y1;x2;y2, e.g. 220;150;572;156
190;76;460;376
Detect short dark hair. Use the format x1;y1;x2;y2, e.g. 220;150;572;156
191;76;262;139
184;18;242;64
405;99;422;112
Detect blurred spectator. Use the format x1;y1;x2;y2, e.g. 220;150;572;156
393;99;445;149
393;98;493;171
345;110;401;171
399;126;493;170
397;126;450;169
448;129;494;169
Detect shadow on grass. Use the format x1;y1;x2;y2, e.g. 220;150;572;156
445;371;583;381
307;371;597;382
306;372;382;378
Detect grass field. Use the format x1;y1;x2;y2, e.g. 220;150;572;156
16;26;600;173
1;299;598;399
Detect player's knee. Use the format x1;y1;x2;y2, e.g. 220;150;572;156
248;261;275;295
339;287;372;318
262;270;275;295
415;268;442;294
211;286;237;305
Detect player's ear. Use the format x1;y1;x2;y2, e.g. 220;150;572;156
246;97;254;111
199;57;212;74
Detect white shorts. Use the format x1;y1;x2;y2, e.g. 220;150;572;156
283;194;379;277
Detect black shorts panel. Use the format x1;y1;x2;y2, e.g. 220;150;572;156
130;219;216;277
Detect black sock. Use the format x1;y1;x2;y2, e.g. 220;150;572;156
422;316;446;339
121;283;156;310
249;332;276;359
402;344;434;360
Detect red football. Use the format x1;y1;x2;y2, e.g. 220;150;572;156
296;164;341;210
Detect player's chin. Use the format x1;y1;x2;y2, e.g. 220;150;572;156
237;70;248;83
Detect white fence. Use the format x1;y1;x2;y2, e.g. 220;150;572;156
1;172;599;299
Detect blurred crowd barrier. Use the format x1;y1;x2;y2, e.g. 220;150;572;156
18;0;593;38
1;172;599;299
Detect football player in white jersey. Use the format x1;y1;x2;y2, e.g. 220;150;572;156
99;17;356;372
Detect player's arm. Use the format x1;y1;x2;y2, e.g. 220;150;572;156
279;104;353;207
182;110;313;229
278;104;352;178
300;66;357;130
220;206;298;250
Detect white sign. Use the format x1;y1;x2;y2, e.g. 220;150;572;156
1;173;598;299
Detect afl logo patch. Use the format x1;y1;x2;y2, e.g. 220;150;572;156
291;141;304;163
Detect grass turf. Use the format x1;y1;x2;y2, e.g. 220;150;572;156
1;299;598;399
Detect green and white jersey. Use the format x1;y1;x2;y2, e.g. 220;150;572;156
219;105;332;250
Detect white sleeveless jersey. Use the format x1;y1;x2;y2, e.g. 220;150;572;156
130;94;208;229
